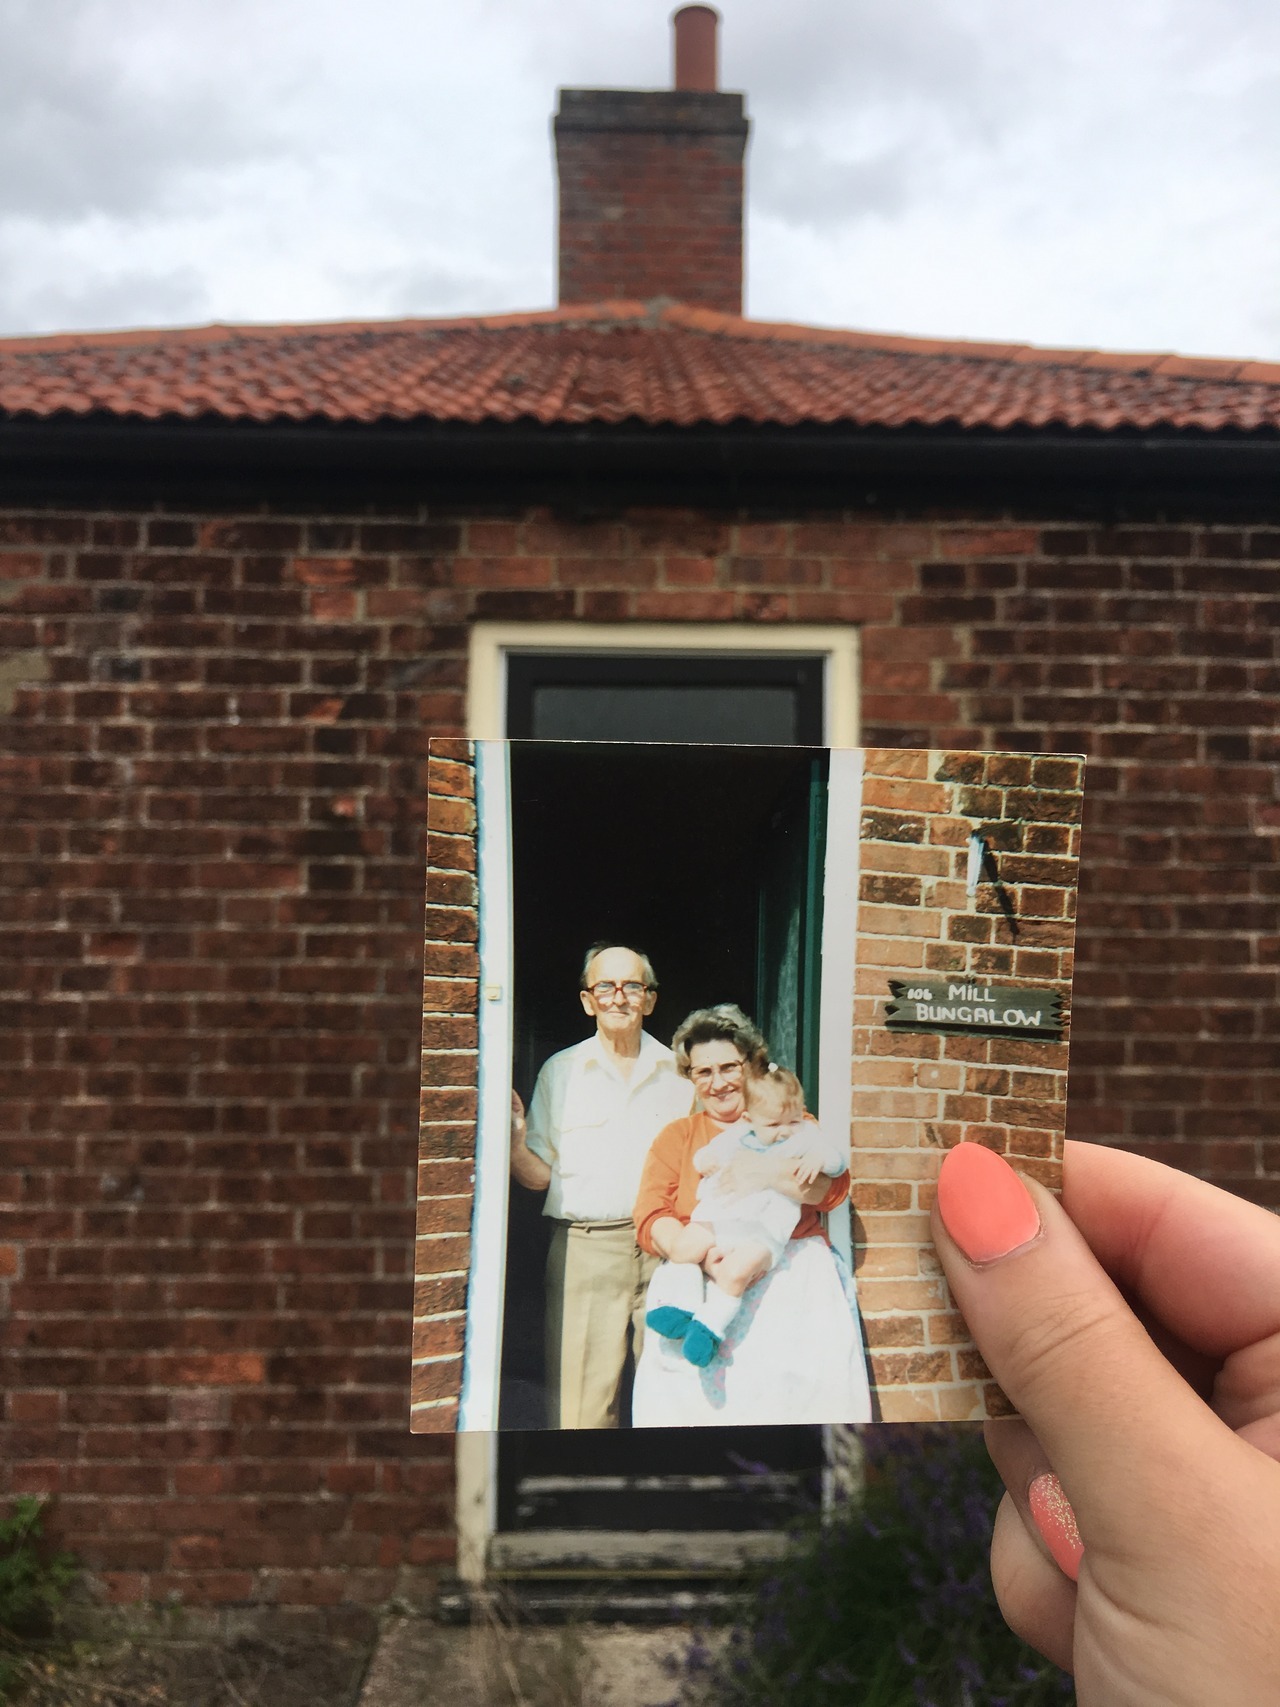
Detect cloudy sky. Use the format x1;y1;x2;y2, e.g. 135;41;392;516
3;0;1278;359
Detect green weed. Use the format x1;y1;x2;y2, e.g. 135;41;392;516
0;1498;79;1701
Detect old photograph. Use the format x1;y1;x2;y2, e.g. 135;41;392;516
413;739;1083;1431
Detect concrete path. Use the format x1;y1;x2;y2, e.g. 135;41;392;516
357;1616;704;1707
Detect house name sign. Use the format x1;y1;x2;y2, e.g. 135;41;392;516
885;980;1063;1040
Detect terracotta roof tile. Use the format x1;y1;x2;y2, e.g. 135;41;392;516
1;300;1279;433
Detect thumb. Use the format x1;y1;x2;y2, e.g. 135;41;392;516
931;1142;1222;1553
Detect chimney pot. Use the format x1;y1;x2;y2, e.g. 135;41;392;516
673;5;719;92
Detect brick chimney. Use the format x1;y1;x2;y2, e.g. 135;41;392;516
554;6;749;315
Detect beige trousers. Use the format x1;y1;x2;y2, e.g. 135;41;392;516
544;1220;659;1430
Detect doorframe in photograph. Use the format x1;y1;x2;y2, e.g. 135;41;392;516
817;744;862;1275
456;741;514;1437
455;623;862;1586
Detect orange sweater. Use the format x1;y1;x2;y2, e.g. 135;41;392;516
633;1110;849;1257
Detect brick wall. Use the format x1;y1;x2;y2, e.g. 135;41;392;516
2;499;1277;1603
852;746;1080;1422
0;509;463;1608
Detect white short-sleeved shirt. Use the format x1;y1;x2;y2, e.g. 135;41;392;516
525;1031;694;1223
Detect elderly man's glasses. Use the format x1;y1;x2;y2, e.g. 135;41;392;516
689;1061;746;1089
585;980;652;1002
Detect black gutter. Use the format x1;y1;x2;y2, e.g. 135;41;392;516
1;415;1279;518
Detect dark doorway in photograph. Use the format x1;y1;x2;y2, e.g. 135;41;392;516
507;741;825;1112
498;740;830;1470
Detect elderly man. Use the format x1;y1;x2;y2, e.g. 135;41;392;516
510;942;692;1429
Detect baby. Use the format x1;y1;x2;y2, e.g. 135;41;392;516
647;1066;845;1366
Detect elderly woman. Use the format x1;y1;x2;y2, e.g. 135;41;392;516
631;1003;872;1427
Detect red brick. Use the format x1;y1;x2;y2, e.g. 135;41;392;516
166;1355;266;1386
630;590;738;622
937;527;1038;558
662;556;718;585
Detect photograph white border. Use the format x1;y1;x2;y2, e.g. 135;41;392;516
457;741;515;1433
817;745;864;1270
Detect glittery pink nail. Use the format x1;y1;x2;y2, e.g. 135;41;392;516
1028;1471;1083;1582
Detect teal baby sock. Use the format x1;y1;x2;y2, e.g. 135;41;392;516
680;1281;742;1367
646;1305;694;1340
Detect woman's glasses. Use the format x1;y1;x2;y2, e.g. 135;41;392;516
689;1061;746;1090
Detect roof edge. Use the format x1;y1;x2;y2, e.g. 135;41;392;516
3;300;1279;385
5;416;1280;519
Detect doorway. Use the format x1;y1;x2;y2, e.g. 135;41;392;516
458;629;861;1585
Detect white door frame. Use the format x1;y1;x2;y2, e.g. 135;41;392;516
455;622;862;1584
467;623;859;747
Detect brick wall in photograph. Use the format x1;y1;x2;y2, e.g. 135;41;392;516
412;741;477;1431
850;746;1081;1423
1;496;1277;1604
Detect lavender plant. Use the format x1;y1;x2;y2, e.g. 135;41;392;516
666;1426;1074;1707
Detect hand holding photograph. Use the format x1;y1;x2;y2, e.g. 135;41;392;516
413;739;1082;1432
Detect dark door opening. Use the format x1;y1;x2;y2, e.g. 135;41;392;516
500;740;826;1429
495;652;832;1540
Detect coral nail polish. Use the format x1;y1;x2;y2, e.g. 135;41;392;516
936;1141;1041;1264
1029;1472;1084;1582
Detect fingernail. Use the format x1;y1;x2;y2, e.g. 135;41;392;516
936;1142;1041;1264
1028;1472;1084;1582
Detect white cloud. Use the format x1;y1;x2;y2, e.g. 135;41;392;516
0;0;1276;357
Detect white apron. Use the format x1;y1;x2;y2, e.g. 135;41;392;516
632;1236;873;1428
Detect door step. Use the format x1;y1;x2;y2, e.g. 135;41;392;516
436;1575;747;1626
490;1527;790;1576
511;1472;808;1530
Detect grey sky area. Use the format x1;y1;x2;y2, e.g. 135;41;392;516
2;0;1278;358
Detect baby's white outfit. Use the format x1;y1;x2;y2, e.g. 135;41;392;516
644;1115;847;1366
692;1118;846;1265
